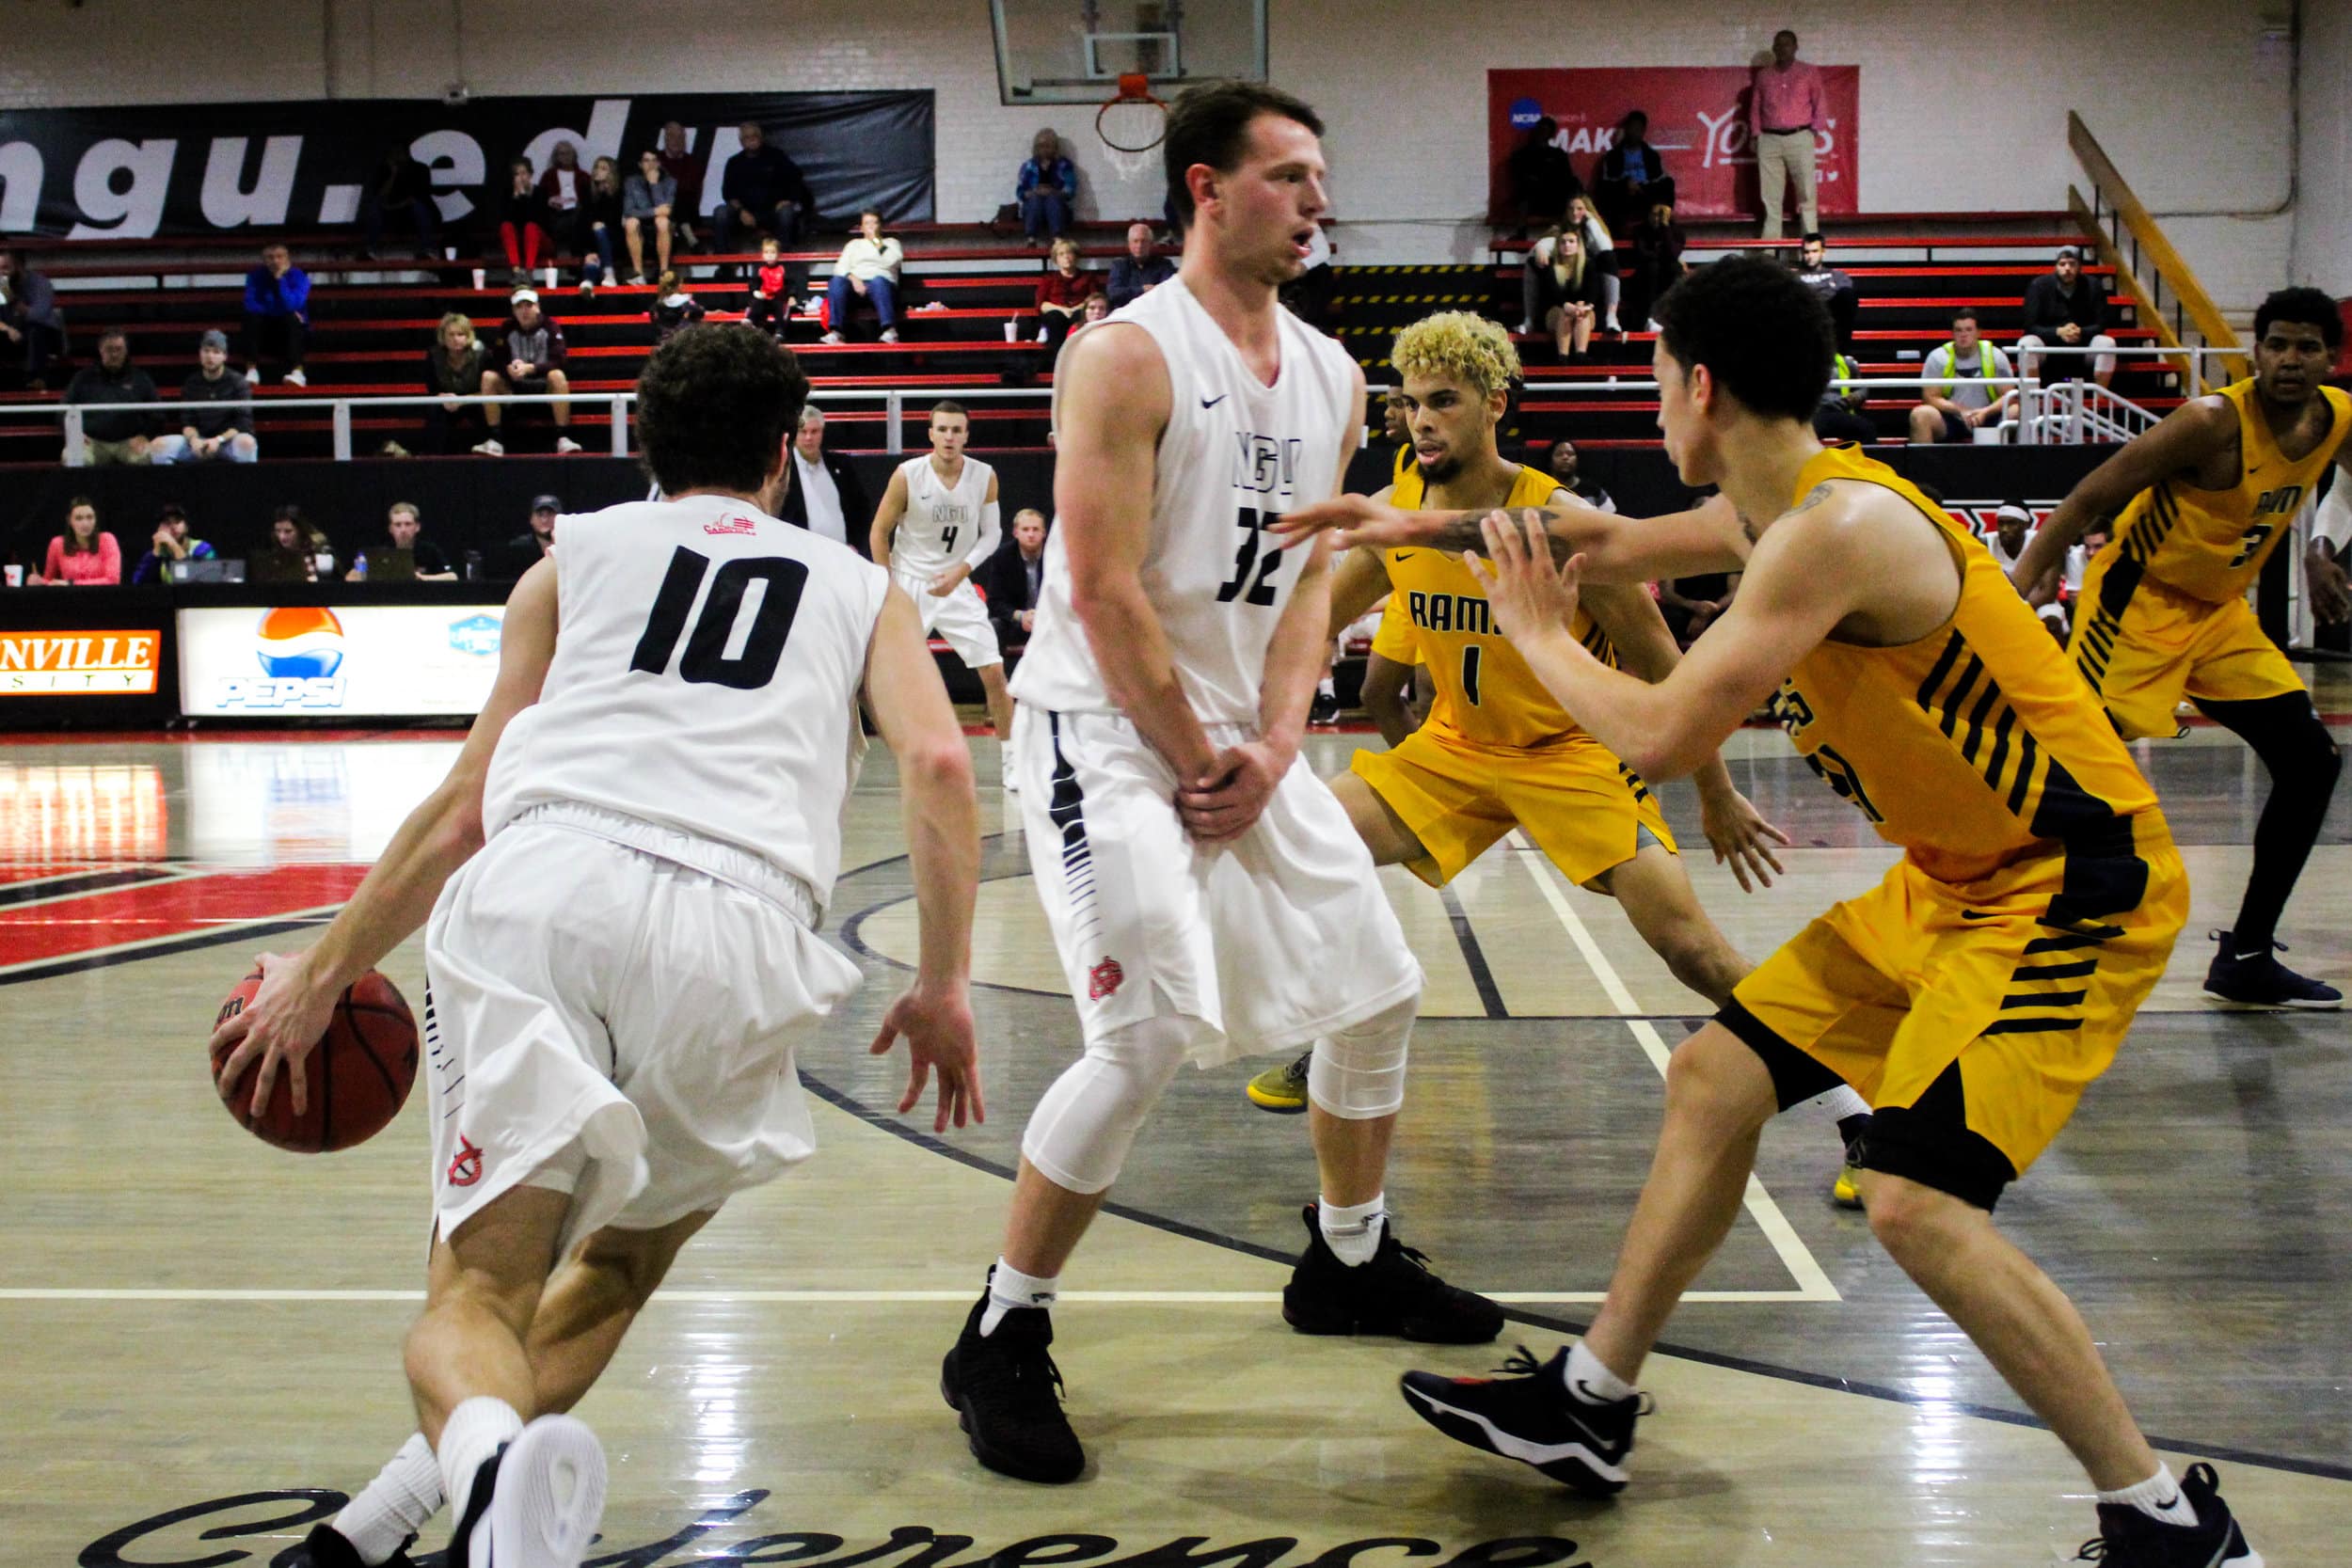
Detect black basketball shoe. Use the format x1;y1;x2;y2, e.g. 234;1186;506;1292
2073;1463;2263;1566
1281;1204;1504;1343
2202;931;2342;1009
1398;1344;1647;1497
941;1292;1085;1483
288;1523;417;1568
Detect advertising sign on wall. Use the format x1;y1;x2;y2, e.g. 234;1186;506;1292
0;629;161;695
177;604;505;718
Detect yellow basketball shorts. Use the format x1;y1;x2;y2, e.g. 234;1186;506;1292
1349;723;1675;889
1720;825;2185;1209
2070;560;2305;740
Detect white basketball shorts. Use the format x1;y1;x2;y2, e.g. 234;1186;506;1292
422;808;862;1259
897;571;1002;670
1013;705;1422;1068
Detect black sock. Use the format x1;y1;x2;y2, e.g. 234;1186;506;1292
2195;692;2342;953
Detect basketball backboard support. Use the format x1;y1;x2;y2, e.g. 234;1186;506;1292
990;0;1267;105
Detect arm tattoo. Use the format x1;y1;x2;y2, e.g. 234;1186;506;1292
1428;507;1581;563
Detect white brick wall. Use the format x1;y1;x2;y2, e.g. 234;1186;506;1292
0;0;2316;309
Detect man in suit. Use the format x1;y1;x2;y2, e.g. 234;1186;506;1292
975;507;1049;650
781;406;872;554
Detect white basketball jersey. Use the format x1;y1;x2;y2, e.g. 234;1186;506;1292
1012;278;1360;722
482;493;890;909
890;452;994;579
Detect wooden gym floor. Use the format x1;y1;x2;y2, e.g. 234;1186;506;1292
3;673;2348;1566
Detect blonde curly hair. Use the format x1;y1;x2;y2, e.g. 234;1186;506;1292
1390;310;1524;402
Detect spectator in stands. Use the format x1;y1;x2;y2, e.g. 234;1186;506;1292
782;405;869;553
1790;232;1856;352
62;330;159;466
131;502;214;584
624;149;679;284
1910;309;2018;443
1619;200;1687;330
499;495;560;578
977;507;1051;649
1106;222;1174;309
647;271;707;343
348;500;456;580
1565;195;1620;333
1542;437;1614;512
656;121;705;254
242;243;310;388
746;236;796;341
580;156;626;293
1814;346;1875;444
422;311;503;456
361;144;440;261
1016;129;1077;245
1035;236;1101;352
1524;223;1606;361
2018;245;2119;388
495;289;580;455
1379;388;1413;477
538;141;590;275
495;157;549;287
1595;111;1676;234
1657;572;1734;647
718;121;812;262
0;247;68;391
152;330;257;465
823;209;905;345
31;498;121;586
1752;28;1825;242
263;505;329;582
1505;117;1581;234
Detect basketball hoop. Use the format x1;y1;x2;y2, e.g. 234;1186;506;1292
1096;73;1167;184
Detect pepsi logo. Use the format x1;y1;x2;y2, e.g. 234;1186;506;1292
255;607;346;678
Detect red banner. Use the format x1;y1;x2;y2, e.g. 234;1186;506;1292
1488;66;1859;223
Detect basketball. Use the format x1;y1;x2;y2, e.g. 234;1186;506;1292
210;969;420;1152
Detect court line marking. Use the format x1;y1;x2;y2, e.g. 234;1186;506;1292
0;1287;1823;1305
1509;836;1842;1304
0;904;341;979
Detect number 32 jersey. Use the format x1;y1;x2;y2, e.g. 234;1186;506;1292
1012;277;1361;723
483;493;890;908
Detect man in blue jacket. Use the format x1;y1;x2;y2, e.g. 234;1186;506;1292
243;243;310;387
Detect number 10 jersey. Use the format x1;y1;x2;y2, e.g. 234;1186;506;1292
1011;278;1361;724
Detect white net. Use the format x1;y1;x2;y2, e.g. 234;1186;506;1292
1097;95;1166;189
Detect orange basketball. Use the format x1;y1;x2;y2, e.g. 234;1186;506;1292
211;968;420;1152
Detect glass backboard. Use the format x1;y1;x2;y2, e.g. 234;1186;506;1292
990;0;1268;105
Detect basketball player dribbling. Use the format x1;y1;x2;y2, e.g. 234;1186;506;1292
870;401;1021;785
212;325;985;1568
2010;287;2348;1008
1285;258;2261;1566
937;82;1500;1487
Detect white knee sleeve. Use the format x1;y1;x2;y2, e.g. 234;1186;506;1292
1306;994;1417;1120
1019;1015;1196;1196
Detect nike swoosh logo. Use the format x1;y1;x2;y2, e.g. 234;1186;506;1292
1200;393;1229;409
1961;910;1997;920
1393;550;1415;561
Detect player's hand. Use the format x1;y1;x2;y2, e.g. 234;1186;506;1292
1273;493;1428;551
1685;599;1723;637
927;575;959;597
2308;545;2352;625
868;981;984;1132
1698;784;1791;893
208;950;339;1121
1176;739;1292;843
1463;508;1581;645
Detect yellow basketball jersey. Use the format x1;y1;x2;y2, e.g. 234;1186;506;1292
1385;464;1612;750
1773;446;2164;892
2103;378;2352;604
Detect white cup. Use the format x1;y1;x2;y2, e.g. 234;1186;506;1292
544;264;559;290
1972;424;2002;446
1003;320;1019;341
471;268;486;291
3;565;22;587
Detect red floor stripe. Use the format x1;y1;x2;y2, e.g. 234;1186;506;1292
0;863;369;965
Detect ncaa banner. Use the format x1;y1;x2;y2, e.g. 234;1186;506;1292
1488;67;1858;223
0;90;933;242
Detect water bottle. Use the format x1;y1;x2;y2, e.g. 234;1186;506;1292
353;551;368;581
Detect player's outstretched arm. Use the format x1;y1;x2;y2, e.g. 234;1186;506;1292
1278;490;1748;585
210;559;561;1118
2012;396;2233;591
862;584;984;1132
868;467;909;572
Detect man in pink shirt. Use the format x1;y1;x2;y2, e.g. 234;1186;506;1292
1751;28;1826;242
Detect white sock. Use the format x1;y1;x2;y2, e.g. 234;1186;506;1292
1316;674;1337;698
437;1397;523;1530
980;1258;1057;1336
331;1433;444;1564
1317;1194;1386;1267
2098;1465;2200;1528
1562;1339;1637;1404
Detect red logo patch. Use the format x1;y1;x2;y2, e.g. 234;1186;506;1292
1087;958;1125;1001
447;1133;484;1188
703;515;759;536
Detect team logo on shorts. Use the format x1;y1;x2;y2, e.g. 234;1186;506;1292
1087;957;1125;1000
447;1133;484;1187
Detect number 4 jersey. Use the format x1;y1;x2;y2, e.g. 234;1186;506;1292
1011;277;1361;722
482;493;890;910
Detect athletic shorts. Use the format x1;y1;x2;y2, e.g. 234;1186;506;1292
423;805;862;1259
1369;595;1422;665
1350;723;1675;889
2069;560;2306;740
1720;824;2185;1209
898;572;1003;670
1015;705;1422;1068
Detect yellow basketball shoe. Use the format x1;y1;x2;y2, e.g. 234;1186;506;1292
1832;1164;1863;1210
1246;1050;1312;1113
